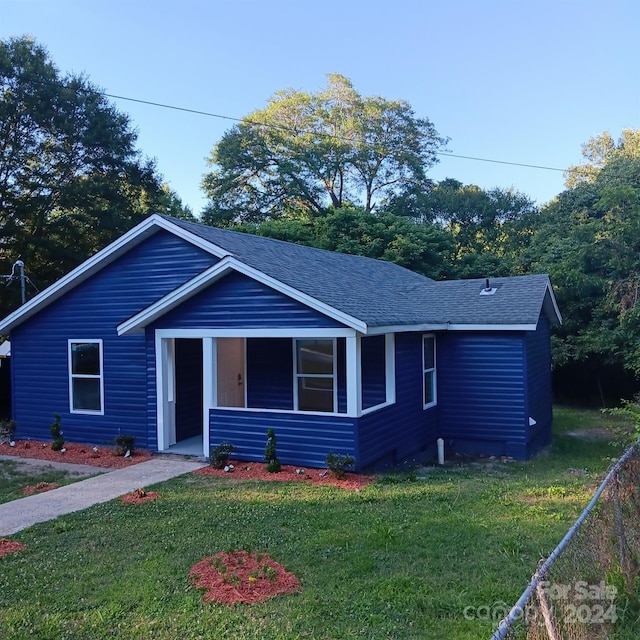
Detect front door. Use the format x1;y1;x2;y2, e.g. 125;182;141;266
217;338;245;407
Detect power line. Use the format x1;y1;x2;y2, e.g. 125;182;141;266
98;90;569;174
435;152;565;172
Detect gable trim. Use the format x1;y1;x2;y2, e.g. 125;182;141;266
543;280;563;325
117;256;368;335
0;214;228;334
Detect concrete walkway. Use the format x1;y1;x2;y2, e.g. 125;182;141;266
0;457;208;536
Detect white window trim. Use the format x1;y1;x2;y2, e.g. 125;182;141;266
293;338;337;413
422;334;437;409
68;339;104;415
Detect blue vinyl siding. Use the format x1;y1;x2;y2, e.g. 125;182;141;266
525;315;553;454
10;231;216;448
358;333;438;469
209;409;357;469
437;332;528;458
151;271;345;330
361;335;386;409
247;339;293;410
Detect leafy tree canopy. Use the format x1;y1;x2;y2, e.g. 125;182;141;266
522;130;640;376
388;178;538;279
564;129;640;189
235;205;455;281
202;74;448;225
0;36;190;315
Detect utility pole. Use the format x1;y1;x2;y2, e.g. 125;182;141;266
15;260;25;306
2;259;36;307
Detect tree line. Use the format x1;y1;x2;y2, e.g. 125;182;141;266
2;36;638;404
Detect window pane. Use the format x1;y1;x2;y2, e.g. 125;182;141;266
423;337;434;370
72;378;101;411
71;342;100;375
297;377;333;412
297;340;333;375
424;371;434;405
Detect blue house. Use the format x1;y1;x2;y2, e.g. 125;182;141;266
0;214;561;469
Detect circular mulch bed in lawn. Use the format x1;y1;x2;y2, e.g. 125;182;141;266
194;461;373;491
120;488;161;504
0;440;153;468
190;551;300;604
22;481;58;495
0;538;26;557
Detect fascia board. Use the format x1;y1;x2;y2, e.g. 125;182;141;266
445;323;538;331
367;323;537;334
544;280;563;325
366;324;449;335
118;256;368;336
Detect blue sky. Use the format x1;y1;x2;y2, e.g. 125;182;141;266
3;0;638;214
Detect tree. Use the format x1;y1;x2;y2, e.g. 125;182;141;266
0;36;170;315
520;130;640;398
236;206;455;280
202;74;447;224
564;129;640;189
389;178;539;278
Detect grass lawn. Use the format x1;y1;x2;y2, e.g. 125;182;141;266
0;407;628;639
0;459;94;504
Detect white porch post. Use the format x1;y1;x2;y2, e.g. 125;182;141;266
345;334;362;417
156;335;175;451
202;338;214;457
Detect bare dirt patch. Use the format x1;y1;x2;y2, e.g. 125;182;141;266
0;538;26;557
190;551;300;604
0;440;153;469
194;460;373;491
120;488;161;504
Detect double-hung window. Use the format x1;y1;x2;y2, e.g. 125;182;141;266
69;340;104;414
422;335;436;408
294;339;335;412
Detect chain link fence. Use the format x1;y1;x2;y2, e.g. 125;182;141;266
491;444;640;640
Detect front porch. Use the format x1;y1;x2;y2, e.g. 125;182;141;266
153;330;396;464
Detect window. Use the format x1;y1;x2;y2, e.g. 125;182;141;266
294;339;335;412
422;335;436;408
69;340;103;413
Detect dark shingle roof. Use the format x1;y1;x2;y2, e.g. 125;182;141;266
165;216;559;328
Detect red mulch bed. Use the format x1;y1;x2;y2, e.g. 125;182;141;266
190;551;300;604
120;488;161;504
22;481;59;495
194;460;373;491
0;440;153;468
0;538;26;557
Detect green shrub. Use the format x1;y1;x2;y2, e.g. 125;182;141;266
114;434;135;456
325;452;356;478
264;428;281;473
210;442;235;469
50;414;64;451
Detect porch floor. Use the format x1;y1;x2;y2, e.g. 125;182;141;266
165;436;204;457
